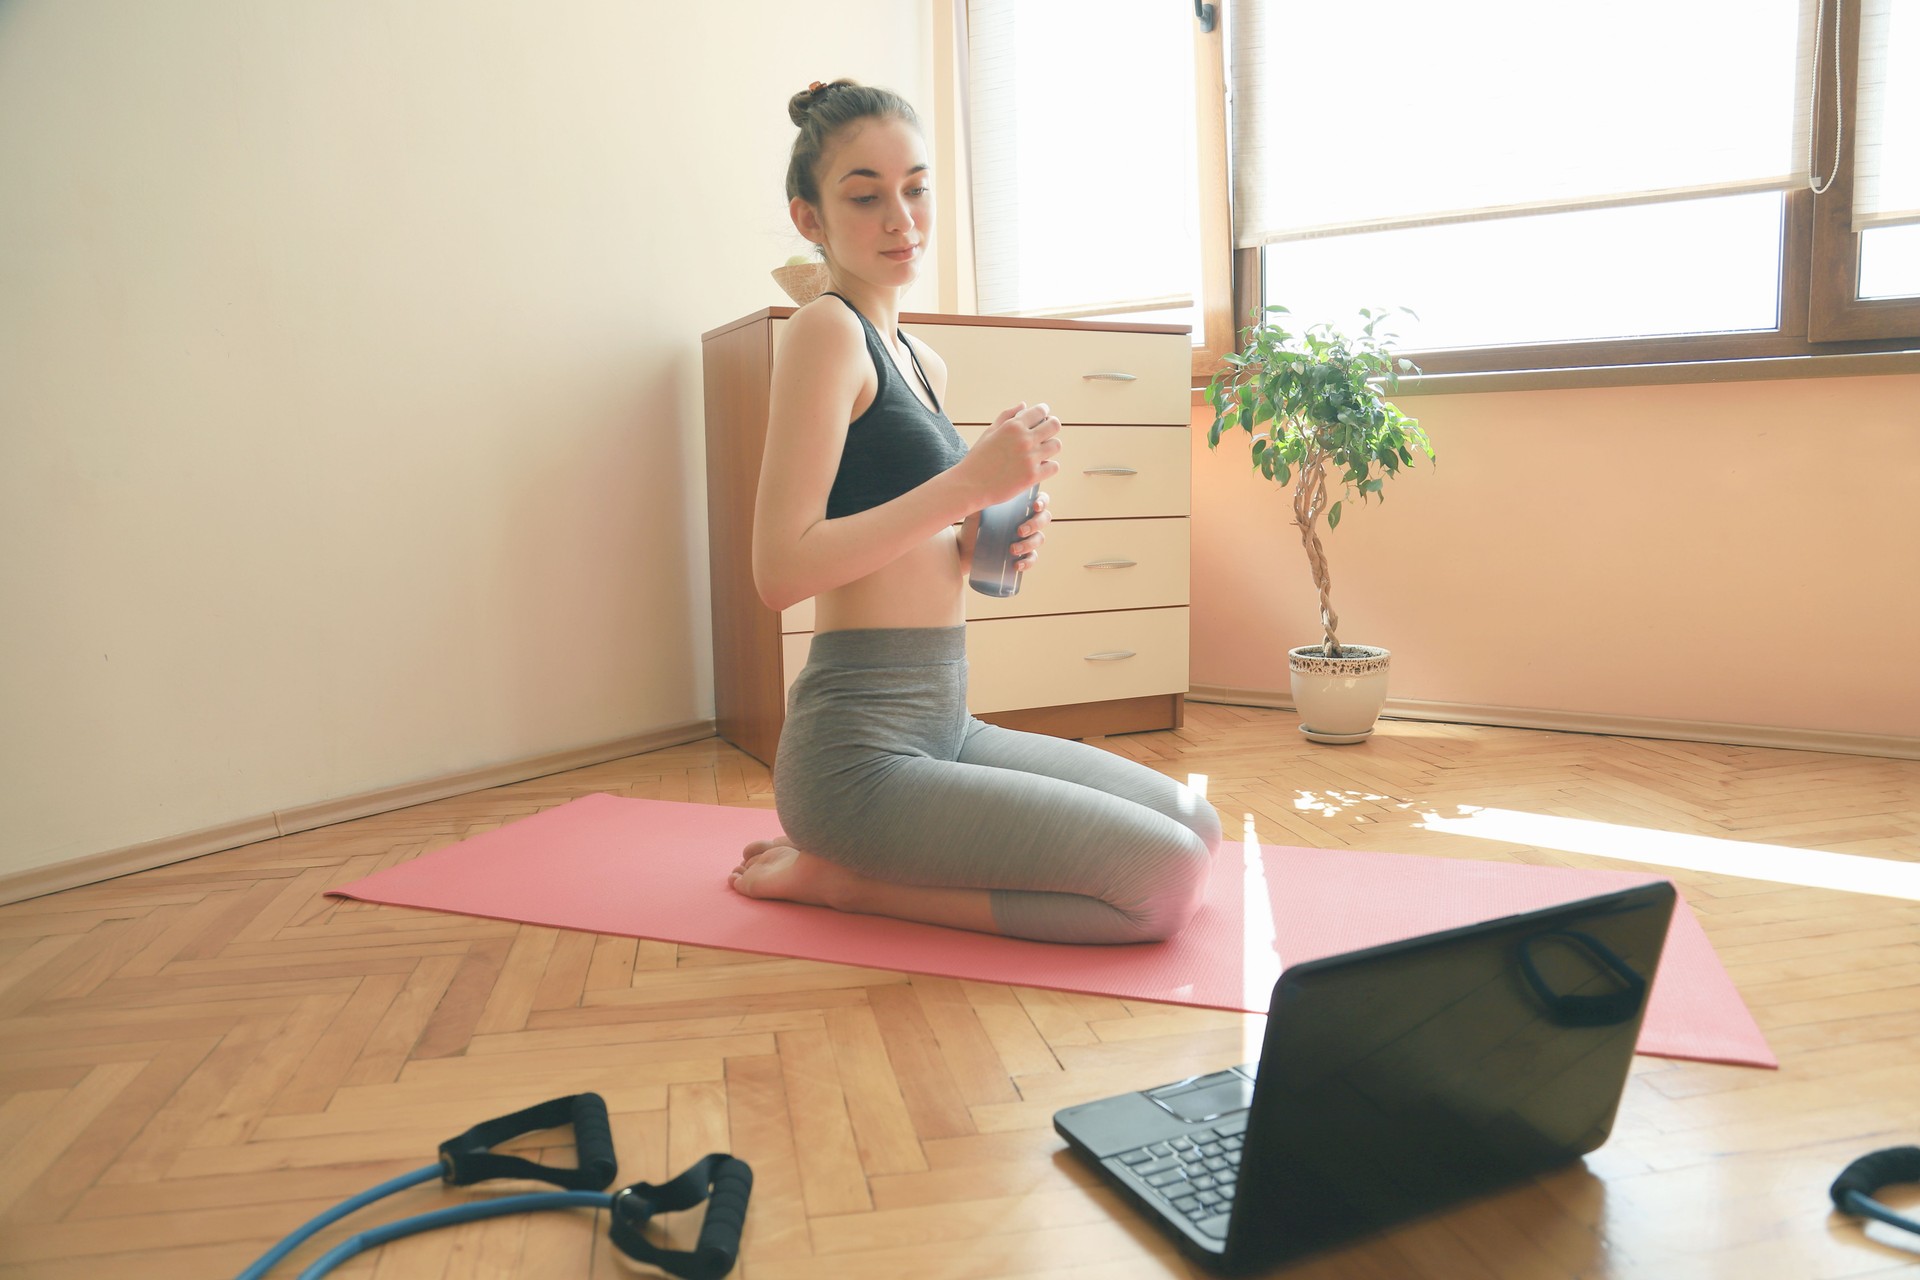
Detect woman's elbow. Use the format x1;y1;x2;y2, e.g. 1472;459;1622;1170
754;574;798;614
752;560;806;614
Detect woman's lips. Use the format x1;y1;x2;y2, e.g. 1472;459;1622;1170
883;245;919;261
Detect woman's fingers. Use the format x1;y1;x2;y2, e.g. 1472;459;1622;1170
971;406;1061;505
1017;497;1052;540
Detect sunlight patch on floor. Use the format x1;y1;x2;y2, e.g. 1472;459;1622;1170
1415;806;1920;901
1237;811;1282;1012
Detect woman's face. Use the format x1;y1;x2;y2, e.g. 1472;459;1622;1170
794;116;933;290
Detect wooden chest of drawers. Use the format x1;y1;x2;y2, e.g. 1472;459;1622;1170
701;307;1192;767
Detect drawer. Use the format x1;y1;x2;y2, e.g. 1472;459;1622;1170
958;424;1189;519
966;518;1189;621
965;608;1189;714
905;323;1191;426
781;607;1190;714
781;516;1188;630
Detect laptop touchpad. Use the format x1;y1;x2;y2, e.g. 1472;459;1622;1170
1147;1070;1254;1123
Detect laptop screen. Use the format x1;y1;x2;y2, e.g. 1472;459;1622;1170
1230;882;1673;1263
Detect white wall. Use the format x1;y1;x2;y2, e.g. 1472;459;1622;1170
0;0;935;877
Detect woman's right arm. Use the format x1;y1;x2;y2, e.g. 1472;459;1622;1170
753;303;984;612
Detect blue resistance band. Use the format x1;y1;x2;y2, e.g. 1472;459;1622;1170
294;1154;751;1280
234;1092;750;1280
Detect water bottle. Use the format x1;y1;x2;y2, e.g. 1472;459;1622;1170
968;484;1040;598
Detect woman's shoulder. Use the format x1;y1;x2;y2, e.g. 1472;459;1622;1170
772;294;873;406
788;293;866;348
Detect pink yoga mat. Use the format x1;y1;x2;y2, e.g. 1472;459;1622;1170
331;793;1774;1068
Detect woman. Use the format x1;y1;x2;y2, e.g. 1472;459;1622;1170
729;79;1221;944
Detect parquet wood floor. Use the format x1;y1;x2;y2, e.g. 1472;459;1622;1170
2;705;1917;1279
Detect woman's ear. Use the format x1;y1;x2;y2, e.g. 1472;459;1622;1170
789;196;825;247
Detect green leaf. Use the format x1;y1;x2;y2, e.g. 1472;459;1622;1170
1328;501;1342;530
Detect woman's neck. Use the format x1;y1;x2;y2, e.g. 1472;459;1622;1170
826;273;904;342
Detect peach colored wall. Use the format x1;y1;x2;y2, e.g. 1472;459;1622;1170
1189;373;1920;738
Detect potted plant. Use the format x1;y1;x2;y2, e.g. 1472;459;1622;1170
1204;306;1435;744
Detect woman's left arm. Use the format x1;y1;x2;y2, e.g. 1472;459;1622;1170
905;333;1053;577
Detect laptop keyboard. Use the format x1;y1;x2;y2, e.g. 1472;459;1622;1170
1113;1112;1248;1239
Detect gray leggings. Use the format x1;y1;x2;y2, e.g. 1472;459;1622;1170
772;625;1222;944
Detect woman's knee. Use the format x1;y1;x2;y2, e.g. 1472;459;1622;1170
1152;786;1222;857
1118;831;1215;942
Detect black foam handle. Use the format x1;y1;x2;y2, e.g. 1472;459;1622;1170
438;1092;619;1190
695;1157;753;1264
1830;1146;1920;1212
608;1153;754;1280
567;1093;618;1188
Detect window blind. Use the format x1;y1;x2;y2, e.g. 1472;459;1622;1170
1231;0;1815;247
1855;0;1919;229
966;0;1197;318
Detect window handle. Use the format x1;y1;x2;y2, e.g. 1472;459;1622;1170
1081;371;1138;382
1084;650;1138;662
1083;466;1138;476
1083;559;1138;570
1195;1;1216;34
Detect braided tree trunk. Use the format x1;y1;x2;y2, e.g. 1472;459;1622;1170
1293;448;1339;657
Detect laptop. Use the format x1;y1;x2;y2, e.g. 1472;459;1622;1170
1054;881;1675;1273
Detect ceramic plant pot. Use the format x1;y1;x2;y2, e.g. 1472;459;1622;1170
1288;644;1391;744
772;261;831;305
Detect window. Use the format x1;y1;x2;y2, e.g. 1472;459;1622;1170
963;0;1233;377
1226;0;1920;375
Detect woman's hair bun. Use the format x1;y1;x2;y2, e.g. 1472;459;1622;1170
788;78;855;127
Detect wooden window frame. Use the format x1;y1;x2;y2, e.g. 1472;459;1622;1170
1191;4;1234;382
1201;0;1920;384
1809;0;1920;341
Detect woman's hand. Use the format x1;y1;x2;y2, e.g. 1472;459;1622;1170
1010;490;1050;573
962;401;1062;508
955;491;1051;573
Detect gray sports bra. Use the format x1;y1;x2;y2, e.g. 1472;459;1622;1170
822;292;968;519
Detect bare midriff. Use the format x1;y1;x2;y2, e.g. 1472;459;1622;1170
812;528;966;633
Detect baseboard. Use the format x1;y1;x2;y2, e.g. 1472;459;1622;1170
0;719;718;907
1187;685;1920;761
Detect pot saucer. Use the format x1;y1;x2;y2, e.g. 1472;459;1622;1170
1300;725;1374;746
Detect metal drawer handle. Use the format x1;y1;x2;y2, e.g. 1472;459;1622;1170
1081;371;1138;382
1083;650;1138;662
1083;559;1138;570
1083;466;1138;477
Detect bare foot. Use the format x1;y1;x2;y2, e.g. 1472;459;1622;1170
729;844;861;911
734;836;789;875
